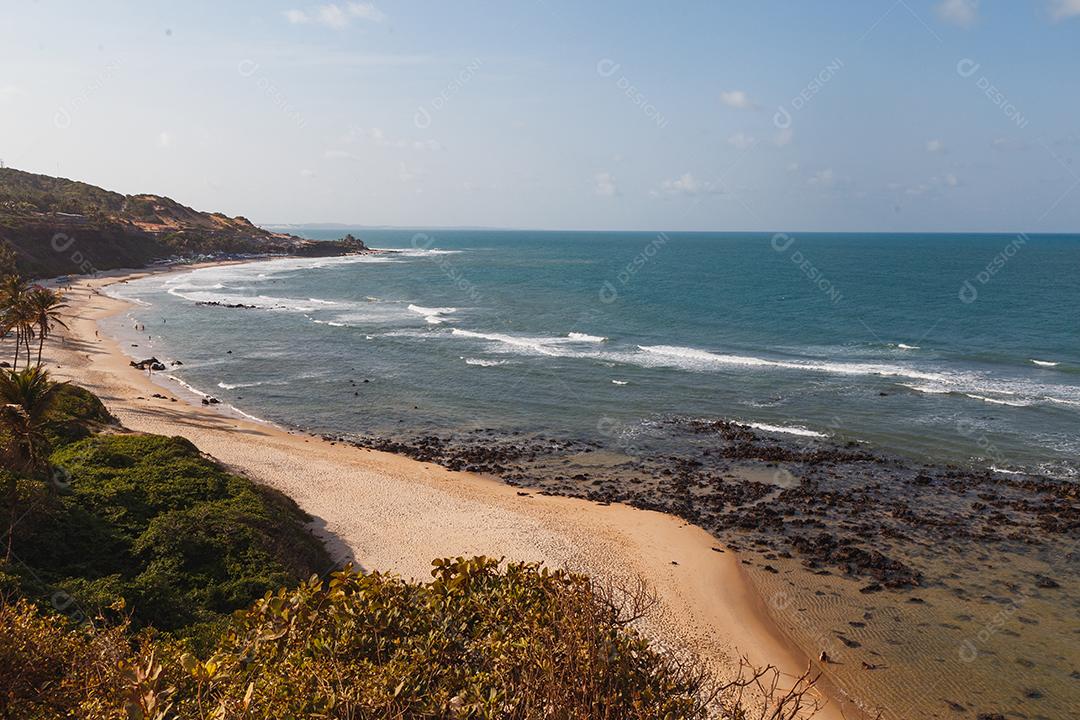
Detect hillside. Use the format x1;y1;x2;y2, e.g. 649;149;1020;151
0;168;365;278
0;379;732;719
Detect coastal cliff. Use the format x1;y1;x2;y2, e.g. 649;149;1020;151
0;167;365;277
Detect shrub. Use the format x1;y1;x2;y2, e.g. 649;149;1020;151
6;433;329;632
0;559;721;719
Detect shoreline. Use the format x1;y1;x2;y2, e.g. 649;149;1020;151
43;259;860;719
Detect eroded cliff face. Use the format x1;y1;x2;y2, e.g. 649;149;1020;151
0;167;366;277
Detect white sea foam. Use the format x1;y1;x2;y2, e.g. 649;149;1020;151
166;285;344;313
611;379;629;385
216;380;283;390
964;394;1030;407
990;465;1026;476
408;304;457;324
463;357;509;367
164;374;209;398
226;405;272;424
386;248;463;257
568;332;607;342
635;345;948;382
1030;359;1059;367
746;422;829;438
897;343;920;350
900;383;951;395
450;329;572;356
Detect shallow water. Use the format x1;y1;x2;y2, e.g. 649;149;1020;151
104;230;1080;481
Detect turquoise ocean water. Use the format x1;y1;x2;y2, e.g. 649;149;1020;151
104;230;1080;479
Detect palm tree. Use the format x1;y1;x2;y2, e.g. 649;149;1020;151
0;366;64;560
0;275;30;370
27;287;68;365
0;366;63;473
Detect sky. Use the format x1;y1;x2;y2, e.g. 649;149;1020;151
2;0;1079;232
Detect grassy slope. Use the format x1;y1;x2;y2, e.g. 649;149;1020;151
0;384;720;718
2;384;331;634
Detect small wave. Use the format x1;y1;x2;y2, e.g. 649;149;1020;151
463;357;509;367
965;393;1030;407
746;422;829;438
1030;359;1059;367
896;343;920;350
568;332;607;343
168;286;345;313
451;328;569;356
164;375;209;398
900;383;951;395
308;298;338;305
217;380;281;390
408;304;457;325
990;465;1026;476
311;318;346;327
226;404;272;424
1044;396;1080;407
612;379;628;385
636;345;947;382
387;248;463;257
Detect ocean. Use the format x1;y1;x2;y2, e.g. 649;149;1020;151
104;230;1079;481
101;229;1080;719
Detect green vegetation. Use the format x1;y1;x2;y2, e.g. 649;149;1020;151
1;373;329;637
0;371;808;717
0;557;736;719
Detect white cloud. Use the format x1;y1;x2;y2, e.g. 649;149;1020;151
324;149;362;160
346;2;386;22
662;173;701;195
317;4;349;28
158;131;173;148
283;2;385;28
652;173;723;197
1050;0;1080;20
398;162;426;183
345;127;442;151
926;139;946;153
0;85;22;102
944;173;960;187
727;132;757;151
774;128;794;147
300;168;316;178
719;90;757;110
991;136;1029;152
936;0;979;27
593;172;618;197
807;168;834;187
412;139;443;152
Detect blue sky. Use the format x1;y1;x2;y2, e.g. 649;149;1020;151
2;1;1079;231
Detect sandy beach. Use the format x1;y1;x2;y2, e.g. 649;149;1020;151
40;261;864;719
